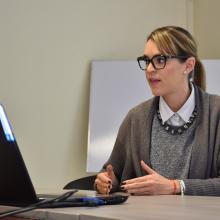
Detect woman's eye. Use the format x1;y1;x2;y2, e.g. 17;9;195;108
156;56;166;64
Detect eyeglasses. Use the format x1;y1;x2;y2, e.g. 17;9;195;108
137;54;188;70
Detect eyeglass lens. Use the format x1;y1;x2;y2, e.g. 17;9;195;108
138;55;167;70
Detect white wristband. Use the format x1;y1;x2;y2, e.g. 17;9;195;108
179;180;185;196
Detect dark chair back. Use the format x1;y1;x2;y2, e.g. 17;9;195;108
63;175;97;190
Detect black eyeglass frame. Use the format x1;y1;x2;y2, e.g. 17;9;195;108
137;54;189;70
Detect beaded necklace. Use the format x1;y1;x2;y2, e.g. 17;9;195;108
156;107;197;135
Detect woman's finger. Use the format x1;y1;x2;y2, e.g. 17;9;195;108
95;178;111;194
106;164;116;183
141;160;156;174
122;174;152;185
97;172;112;184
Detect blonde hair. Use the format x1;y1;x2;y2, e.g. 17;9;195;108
147;26;206;91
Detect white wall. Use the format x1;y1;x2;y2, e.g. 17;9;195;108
194;0;220;58
0;0;192;191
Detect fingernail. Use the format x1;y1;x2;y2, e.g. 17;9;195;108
108;180;111;184
120;186;127;193
121;181;126;185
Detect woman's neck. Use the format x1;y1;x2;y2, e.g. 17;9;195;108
163;84;191;112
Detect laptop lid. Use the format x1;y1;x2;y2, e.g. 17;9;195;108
0;104;39;206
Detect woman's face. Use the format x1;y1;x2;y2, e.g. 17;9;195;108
144;39;188;98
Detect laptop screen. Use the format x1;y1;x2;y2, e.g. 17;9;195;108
0;105;39;206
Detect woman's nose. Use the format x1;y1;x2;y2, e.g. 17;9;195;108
146;62;156;73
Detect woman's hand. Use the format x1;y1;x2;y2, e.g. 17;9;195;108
94;164;117;194
121;160;180;195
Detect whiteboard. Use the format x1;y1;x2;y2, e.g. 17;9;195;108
87;60;220;172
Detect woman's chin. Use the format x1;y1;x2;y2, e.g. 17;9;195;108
150;88;163;97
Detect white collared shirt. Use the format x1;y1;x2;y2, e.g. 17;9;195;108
159;84;195;126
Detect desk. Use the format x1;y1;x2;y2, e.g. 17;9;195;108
1;195;220;220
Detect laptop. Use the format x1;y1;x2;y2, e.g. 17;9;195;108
0;104;128;207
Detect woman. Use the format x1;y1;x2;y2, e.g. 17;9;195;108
94;26;220;196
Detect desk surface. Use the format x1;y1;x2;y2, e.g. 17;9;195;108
1;195;220;220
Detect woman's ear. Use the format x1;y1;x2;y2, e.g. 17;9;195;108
184;57;196;74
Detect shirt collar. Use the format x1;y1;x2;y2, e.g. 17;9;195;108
159;84;195;123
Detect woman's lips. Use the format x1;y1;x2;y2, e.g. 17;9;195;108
149;78;161;86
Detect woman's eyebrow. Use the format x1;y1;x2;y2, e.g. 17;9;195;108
143;53;162;58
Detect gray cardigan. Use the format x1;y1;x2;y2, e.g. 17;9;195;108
104;85;220;196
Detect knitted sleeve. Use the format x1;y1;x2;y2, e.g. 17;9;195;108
101;110;132;192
